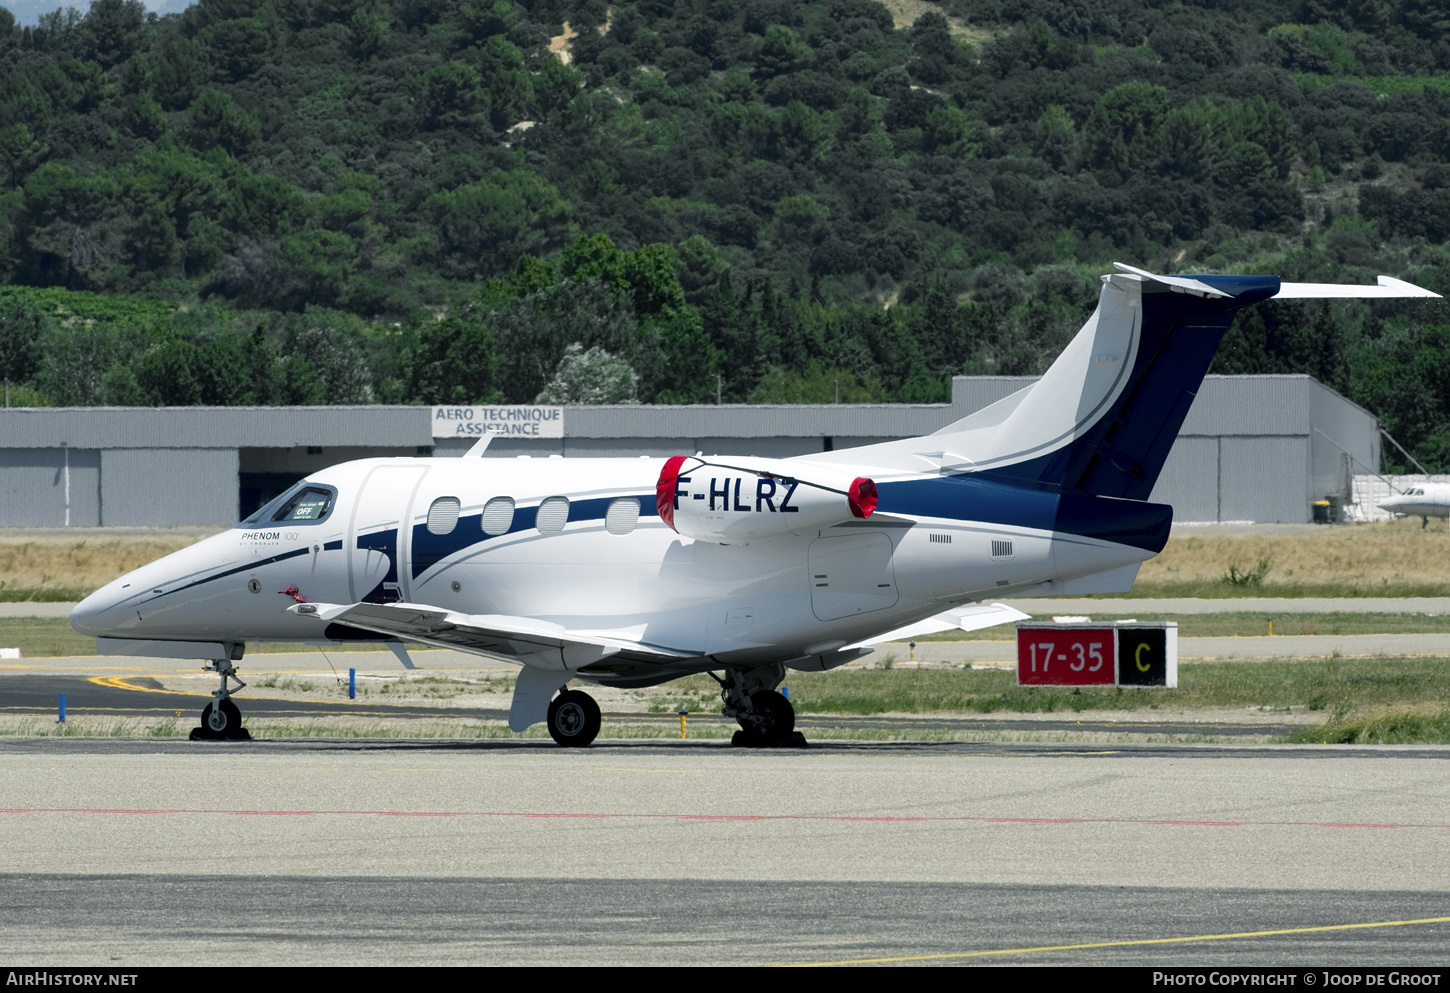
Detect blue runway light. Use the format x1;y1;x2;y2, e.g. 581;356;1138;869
58;692;66;723
349;668;356;700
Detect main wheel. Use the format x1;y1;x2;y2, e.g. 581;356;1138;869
199;699;243;740
737;689;795;747
547;690;601;747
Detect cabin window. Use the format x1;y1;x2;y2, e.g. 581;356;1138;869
536;496;570;533
426;497;460;535
605;497;640;535
482;496;515;535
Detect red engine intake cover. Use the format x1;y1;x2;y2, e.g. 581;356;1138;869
656;455;689;531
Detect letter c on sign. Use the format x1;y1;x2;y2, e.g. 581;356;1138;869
1136;643;1150;672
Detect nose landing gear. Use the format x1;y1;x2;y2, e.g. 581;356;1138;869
191;656;251;741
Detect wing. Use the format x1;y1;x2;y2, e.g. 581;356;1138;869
847;601;1029;649
287;601;691;670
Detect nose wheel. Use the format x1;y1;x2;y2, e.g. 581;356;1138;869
191;657;251;741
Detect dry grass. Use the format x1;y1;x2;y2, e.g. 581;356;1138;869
1132;519;1450;597
0;530;220;601
4;519;1450;602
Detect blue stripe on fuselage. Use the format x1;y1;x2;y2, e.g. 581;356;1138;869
876;475;1172;553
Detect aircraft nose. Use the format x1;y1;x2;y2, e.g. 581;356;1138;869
70;584;127;637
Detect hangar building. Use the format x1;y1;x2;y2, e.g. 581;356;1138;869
0;374;1378;528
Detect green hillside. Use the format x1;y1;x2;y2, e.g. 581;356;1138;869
1;0;1448;462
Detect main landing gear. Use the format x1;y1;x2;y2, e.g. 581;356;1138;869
716;665;806;748
191;655;251;741
547;689;602;747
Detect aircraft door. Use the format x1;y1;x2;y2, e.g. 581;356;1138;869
808;532;899;621
348;464;429;603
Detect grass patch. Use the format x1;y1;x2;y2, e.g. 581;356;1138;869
638;658;1450;718
917;612;1450;641
0;531;221;602
7;518;1450;603
1128;519;1450;598
1283;707;1450;744
17;608;1445;659
0;617;437;658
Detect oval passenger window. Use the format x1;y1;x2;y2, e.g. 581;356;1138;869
426;497;460;535
605;497;639;535
536;496;569;533
482;496;515;535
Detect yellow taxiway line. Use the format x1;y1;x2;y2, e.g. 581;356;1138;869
785;915;1450;966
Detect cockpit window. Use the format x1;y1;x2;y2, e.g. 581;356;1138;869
238;484;336;527
273;488;333;521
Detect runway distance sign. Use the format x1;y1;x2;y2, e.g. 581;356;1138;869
1016;621;1177;688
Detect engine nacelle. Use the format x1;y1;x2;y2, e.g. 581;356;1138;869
655;455;877;542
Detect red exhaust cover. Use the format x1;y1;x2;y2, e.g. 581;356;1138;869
848;477;878;518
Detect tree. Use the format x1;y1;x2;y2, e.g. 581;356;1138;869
535;343;639;404
0;293;49;388
408;311;499;404
427;170;571;278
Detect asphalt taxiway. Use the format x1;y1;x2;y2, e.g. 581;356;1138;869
0;673;1301;737
2;739;1449;965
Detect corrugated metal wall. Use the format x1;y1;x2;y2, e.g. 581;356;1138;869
100;449;239;526
1150;437;1219;522
1219;437;1311;522
0;374;1380;526
0;448;100;526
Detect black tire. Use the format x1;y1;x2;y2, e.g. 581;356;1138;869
738;689;795;746
199;699;243;740
547;690;601;747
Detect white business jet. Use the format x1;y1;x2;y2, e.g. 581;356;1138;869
1378;483;1450;527
69;265;1440;745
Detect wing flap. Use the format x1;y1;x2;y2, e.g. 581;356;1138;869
847;602;1029;649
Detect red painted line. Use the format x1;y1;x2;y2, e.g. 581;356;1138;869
0;808;1442;830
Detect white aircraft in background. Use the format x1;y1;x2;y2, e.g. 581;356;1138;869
69;265;1440;746
1378;483;1450;527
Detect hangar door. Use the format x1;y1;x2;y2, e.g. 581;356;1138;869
0;449;100;526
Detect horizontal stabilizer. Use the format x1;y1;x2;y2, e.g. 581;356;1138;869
848;601;1029;648
1275;275;1441;299
1112;263;1232;298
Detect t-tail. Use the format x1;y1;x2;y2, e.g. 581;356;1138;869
809;264;1439;552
